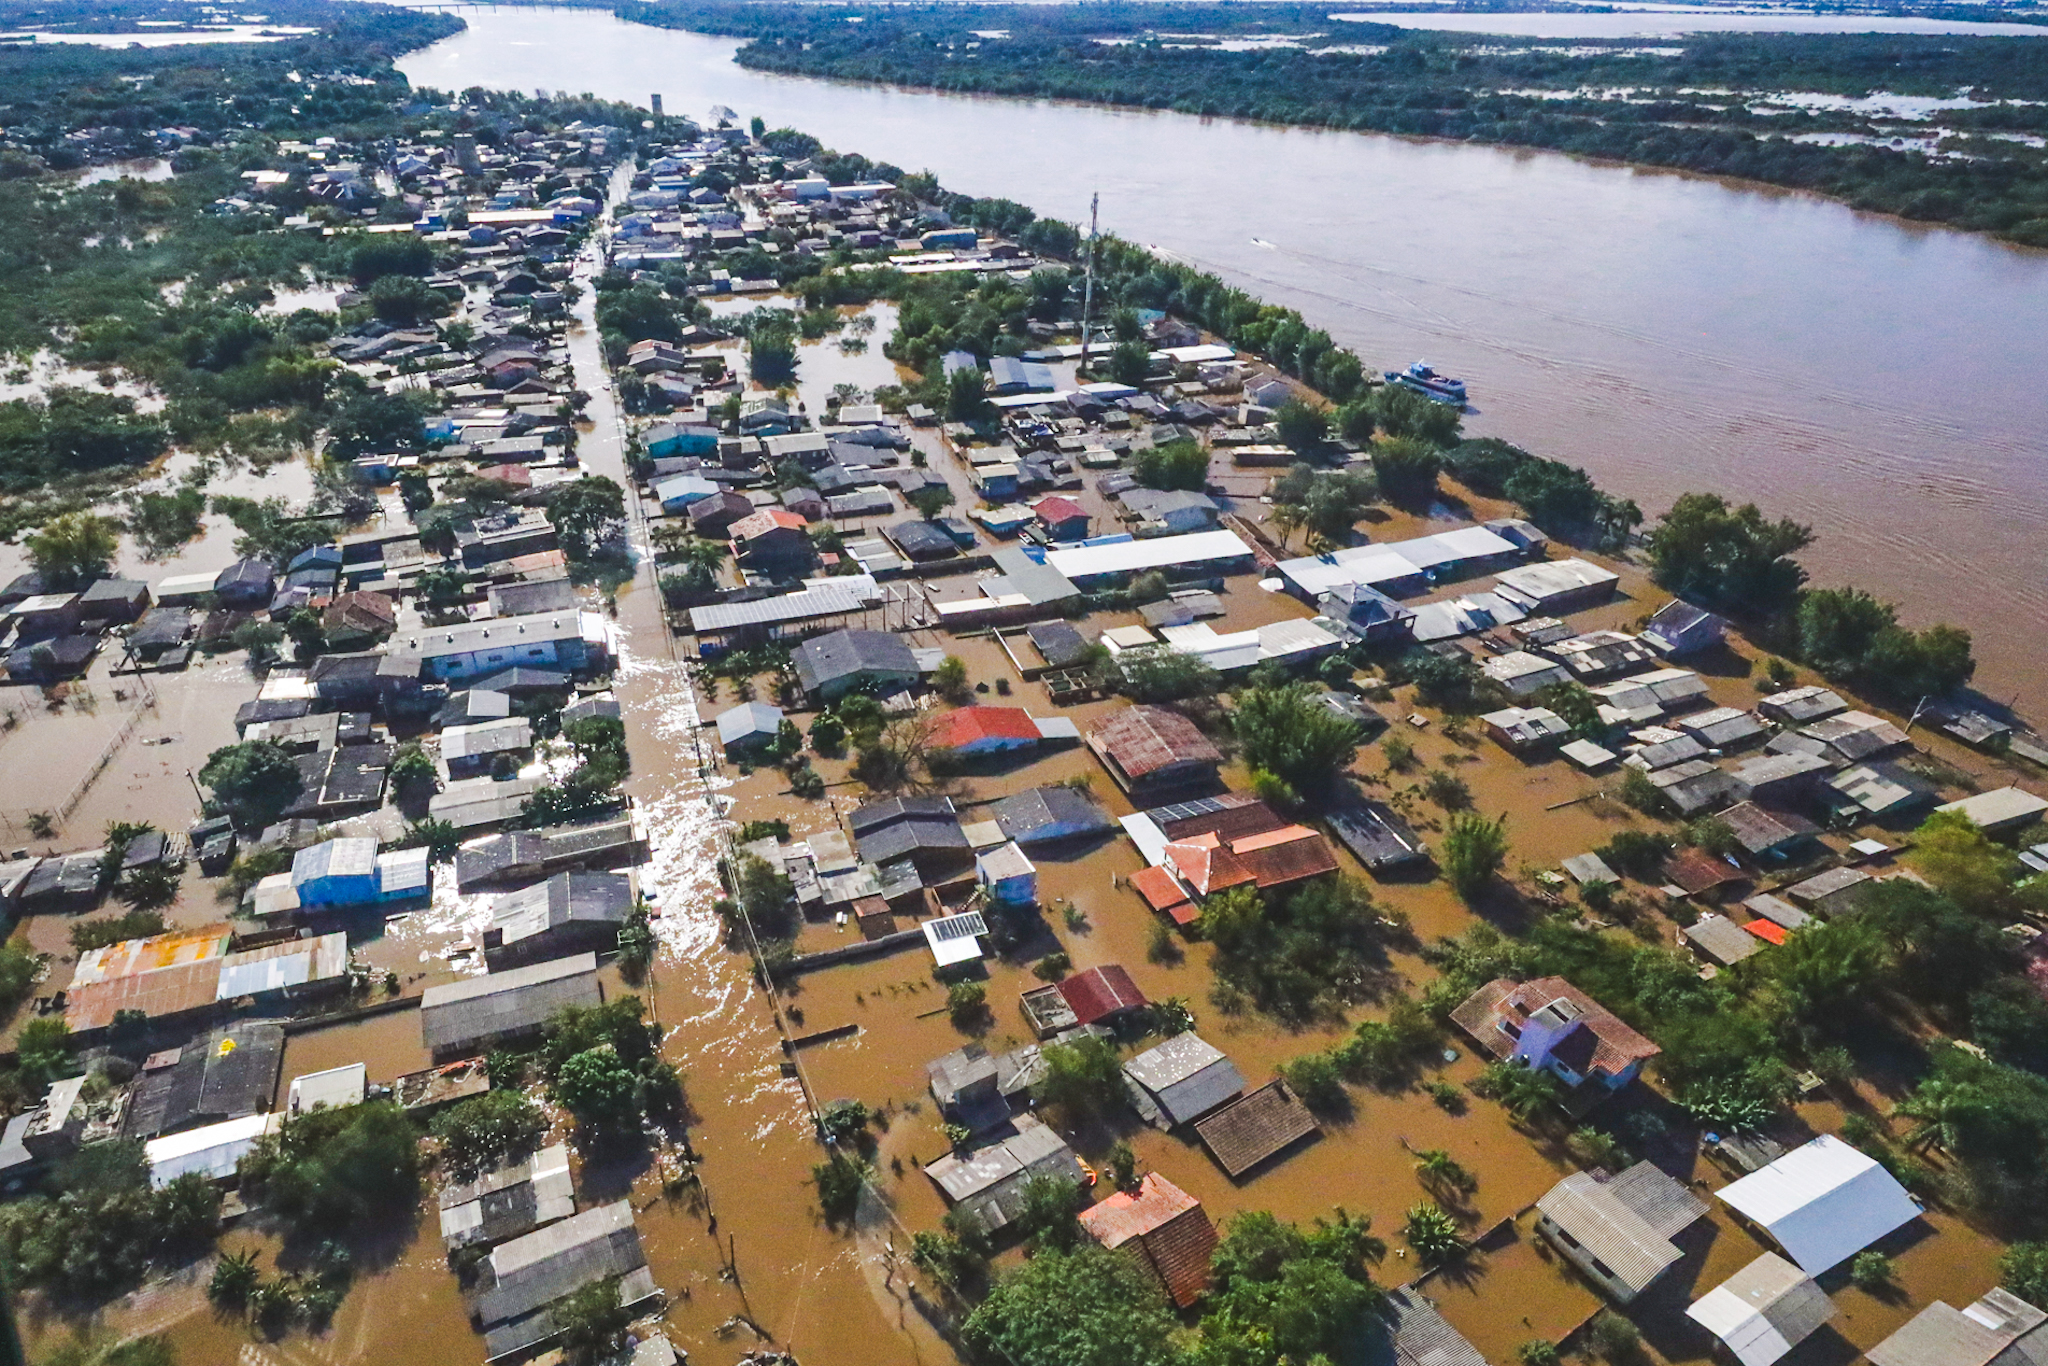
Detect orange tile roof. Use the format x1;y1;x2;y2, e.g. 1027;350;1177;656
730;508;809;540
1744;918;1789;946
1164;825;1337;896
1164;840;1257;896
928;706;1042;750
1129;865;1196;924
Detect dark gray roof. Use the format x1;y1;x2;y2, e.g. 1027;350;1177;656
124;1022;285;1140
491;871;635;948
992;786;1112;844
1025;619;1092;669
791;628;919;695
420;953;601;1053
888;520;957;559
849;795;957;835
472;1200;651;1352
856;815;968;866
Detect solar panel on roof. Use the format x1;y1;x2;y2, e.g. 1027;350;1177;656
928;912;988;942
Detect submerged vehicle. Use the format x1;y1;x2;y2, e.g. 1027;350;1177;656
1385;360;1467;406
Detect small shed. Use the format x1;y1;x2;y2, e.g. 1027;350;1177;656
975;841;1037;905
1057;965;1148;1028
1685;1253;1837;1366
287;1063;367;1116
714;701;784;756
1684;912;1765;967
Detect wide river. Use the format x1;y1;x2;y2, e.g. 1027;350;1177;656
402;10;2048;713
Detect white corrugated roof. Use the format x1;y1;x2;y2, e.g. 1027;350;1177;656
1044;529;1252;578
1716;1134;1920;1273
145;1113;280;1186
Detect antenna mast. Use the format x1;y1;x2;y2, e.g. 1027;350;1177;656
1079;192;1099;375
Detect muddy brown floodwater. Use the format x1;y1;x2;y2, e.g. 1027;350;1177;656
18;147;2042;1366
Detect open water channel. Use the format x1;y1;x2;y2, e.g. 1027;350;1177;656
398;7;2048;716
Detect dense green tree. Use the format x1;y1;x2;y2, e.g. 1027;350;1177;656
547;476;627;562
25;510;119;587
554;1048;643;1135
1232;681;1362;793
964;1245;1180;1366
1370;436;1443;504
1273;397;1329;451
1034;1034;1125;1117
238;1101;420;1232
197;739;303;827
1440;812;1509;899
430;1089;546;1181
1647;492;1812;614
1131;437;1209;492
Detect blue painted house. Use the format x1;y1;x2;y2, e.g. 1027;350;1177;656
644;422;720;460
292;838;381;908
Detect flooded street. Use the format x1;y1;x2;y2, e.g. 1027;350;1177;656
401;8;2048;716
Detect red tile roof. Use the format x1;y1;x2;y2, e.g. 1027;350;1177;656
1088;706;1222;782
1057;965;1148;1025
928;706;1042;751
1078;1173;1217;1308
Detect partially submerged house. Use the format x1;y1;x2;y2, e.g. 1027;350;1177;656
1193;1079;1322;1179
1122;1033;1246;1130
1715;1134;1921;1275
1535;1162;1709;1303
923;1119;1086;1234
991;786;1112;845
483;871;636;967
791;628;920;703
468;1200;657;1360
440;1141;576;1251
1450;977;1658;1113
1088;705;1224;794
1078;1173;1219;1308
421;953;601;1058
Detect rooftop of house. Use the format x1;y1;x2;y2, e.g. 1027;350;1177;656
1088;705;1223;779
1451;976;1661;1077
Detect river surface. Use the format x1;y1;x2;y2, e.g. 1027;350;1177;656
401;8;2048;716
1333;9;2048;35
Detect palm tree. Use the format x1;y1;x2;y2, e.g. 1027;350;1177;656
1484;1059;1564;1124
1402;1203;1468;1266
1895;1077;1982;1154
1414;1148;1477;1198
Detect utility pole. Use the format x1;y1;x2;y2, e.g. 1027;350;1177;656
1078;192;1100;377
